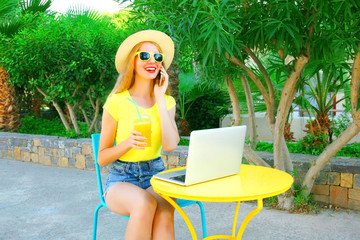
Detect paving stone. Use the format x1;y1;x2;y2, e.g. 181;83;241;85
168;155;180;166
86;160;95;170
33;138;40;147
21;151;31;162
30;153;39;163
315;171;328;185
349;189;360;201
311;184;329;195
328;172;340;186
75;154;86;169
73;147;82;155
83;144;92;155
354;174;360;189
13;146;21;160
39;155;51;166
0;141;7;150
58;157;69;168
51;156;58;166
330;186;348;208
313;194;329;203
64;148;72;158
348;199;360;211
69;158;76;167
341;173;353;188
39;138;50;147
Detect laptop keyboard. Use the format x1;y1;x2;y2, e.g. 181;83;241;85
170;174;186;183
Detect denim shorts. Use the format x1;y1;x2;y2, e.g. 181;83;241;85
104;157;165;193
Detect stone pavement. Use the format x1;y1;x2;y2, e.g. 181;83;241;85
1;158;360;240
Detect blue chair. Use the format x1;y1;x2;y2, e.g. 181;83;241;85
91;133;207;240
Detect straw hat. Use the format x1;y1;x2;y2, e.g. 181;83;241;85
115;30;175;73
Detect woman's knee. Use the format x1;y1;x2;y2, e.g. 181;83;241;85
134;191;157;214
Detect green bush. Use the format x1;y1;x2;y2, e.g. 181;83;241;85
17;115;92;138
335;143;360;157
186;87;229;131
332;114;352;138
255;140;360;158
1;12;126;134
297;133;330;155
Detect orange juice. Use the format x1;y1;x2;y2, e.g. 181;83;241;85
133;115;151;147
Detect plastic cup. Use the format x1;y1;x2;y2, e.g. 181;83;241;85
133;114;151;147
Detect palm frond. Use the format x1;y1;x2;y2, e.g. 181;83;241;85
0;0;18;18
65;4;102;22
0;18;21;36
20;0;52;15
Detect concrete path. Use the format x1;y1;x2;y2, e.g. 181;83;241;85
1;158;360;240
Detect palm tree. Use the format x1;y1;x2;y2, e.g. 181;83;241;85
295;60;350;145
0;0;52;131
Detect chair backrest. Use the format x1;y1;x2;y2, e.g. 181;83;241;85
91;133;106;206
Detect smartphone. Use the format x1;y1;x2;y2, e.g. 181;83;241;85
157;72;164;86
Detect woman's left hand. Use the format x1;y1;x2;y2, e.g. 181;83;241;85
154;65;168;100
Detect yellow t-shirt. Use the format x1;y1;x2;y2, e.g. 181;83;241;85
103;90;176;162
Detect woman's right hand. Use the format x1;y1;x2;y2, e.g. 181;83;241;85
127;130;147;149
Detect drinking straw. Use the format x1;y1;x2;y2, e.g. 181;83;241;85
127;97;142;122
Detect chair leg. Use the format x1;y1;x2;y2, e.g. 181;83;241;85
93;204;103;240
196;201;207;238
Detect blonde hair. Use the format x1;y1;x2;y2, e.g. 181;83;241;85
110;41;171;96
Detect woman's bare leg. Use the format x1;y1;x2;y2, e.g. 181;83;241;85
105;182;157;240
147;186;175;240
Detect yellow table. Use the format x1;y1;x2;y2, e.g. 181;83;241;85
150;164;294;240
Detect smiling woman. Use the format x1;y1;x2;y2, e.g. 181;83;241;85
49;0;121;13
97;29;180;240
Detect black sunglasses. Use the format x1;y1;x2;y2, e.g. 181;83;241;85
135;51;164;63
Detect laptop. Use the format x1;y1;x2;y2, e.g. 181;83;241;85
153;125;247;186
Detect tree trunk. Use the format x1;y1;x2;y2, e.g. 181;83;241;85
36;87;72;131
0;66;21;131
81;107;90;126
274;56;309;211
180;118;190;136
274;55;309;171
350;44;360;113
241;73;257;148
243;47;276;121
88;97;101;133
224;75;241;125
226;53;272;112
32;95;41;117
223;75;269;167
66;102;81;135
243;145;271;167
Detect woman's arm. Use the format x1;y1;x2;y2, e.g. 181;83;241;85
154;66;180;151
97;110;146;166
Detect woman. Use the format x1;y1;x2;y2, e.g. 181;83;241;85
98;30;180;240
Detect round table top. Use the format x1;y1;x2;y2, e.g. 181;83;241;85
151;165;294;202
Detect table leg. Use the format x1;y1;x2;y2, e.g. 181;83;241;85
236;199;263;239
157;193;198;240
232;201;241;237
